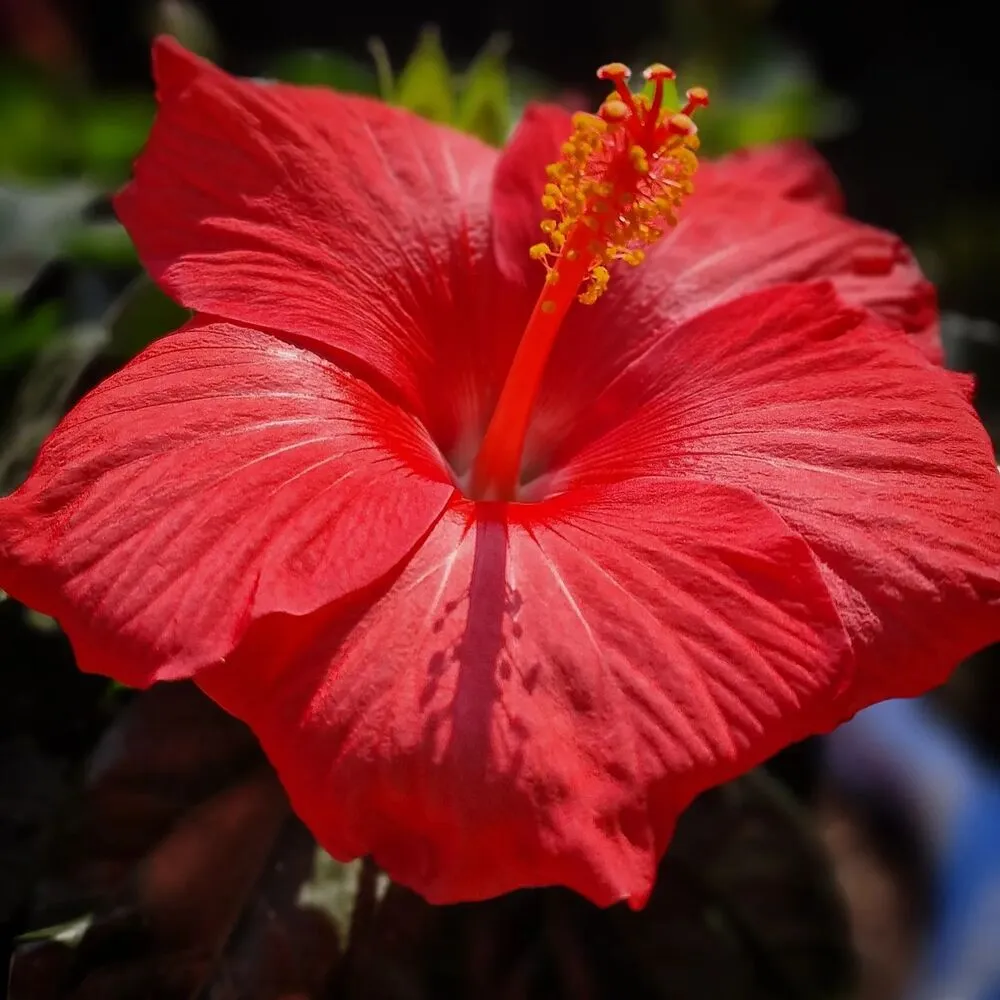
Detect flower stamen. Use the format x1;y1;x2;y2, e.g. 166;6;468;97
470;63;707;500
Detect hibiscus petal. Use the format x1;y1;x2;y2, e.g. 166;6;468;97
115;38;518;440
196;480;848;909
491;103;575;285
519;189;940;469
0;319;454;686
695;141;845;212
591;184;938;352
552;282;1000;713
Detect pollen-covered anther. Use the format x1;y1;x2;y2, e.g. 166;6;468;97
665;113;696;137
643;63;676;81
596;62;631;81
579;265;610;305
531;61;707;305
599;97;629;122
683;86;710;116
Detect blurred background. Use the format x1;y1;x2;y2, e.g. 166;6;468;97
2;1;999;998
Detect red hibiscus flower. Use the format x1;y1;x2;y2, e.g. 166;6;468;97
1;39;998;909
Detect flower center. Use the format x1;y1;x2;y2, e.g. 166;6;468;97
469;63;707;501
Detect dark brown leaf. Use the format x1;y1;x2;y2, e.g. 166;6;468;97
9;683;342;1000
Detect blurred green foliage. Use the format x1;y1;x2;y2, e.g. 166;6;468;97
387;28;456;123
267;50;378;94
0;64;154;185
678;50;846;157
271;27;515;147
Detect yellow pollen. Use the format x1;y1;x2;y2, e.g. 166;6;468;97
530;63;706;304
600;97;628;121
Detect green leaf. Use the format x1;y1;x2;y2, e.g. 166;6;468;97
393;26;454;123
0;66;75;181
455;35;511;146
17;914;93;947
78;95;155;184
0;301;62;366
267;50;378;94
367;37;395;101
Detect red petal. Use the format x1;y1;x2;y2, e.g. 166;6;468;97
197;482;847;908
492;103;574;284
600;185;939;354
520;193;940;466
695;141;845;212
115;38;518;446
551;283;1000;713
0;319;454;686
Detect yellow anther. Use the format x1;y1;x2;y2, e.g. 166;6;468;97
674;147;698;172
572;111;606;133
683;86;710;115
528;61;705;305
667;113;696;136
600;98;629;122
643;63;676;81
628;145;649;174
596;62;631;81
